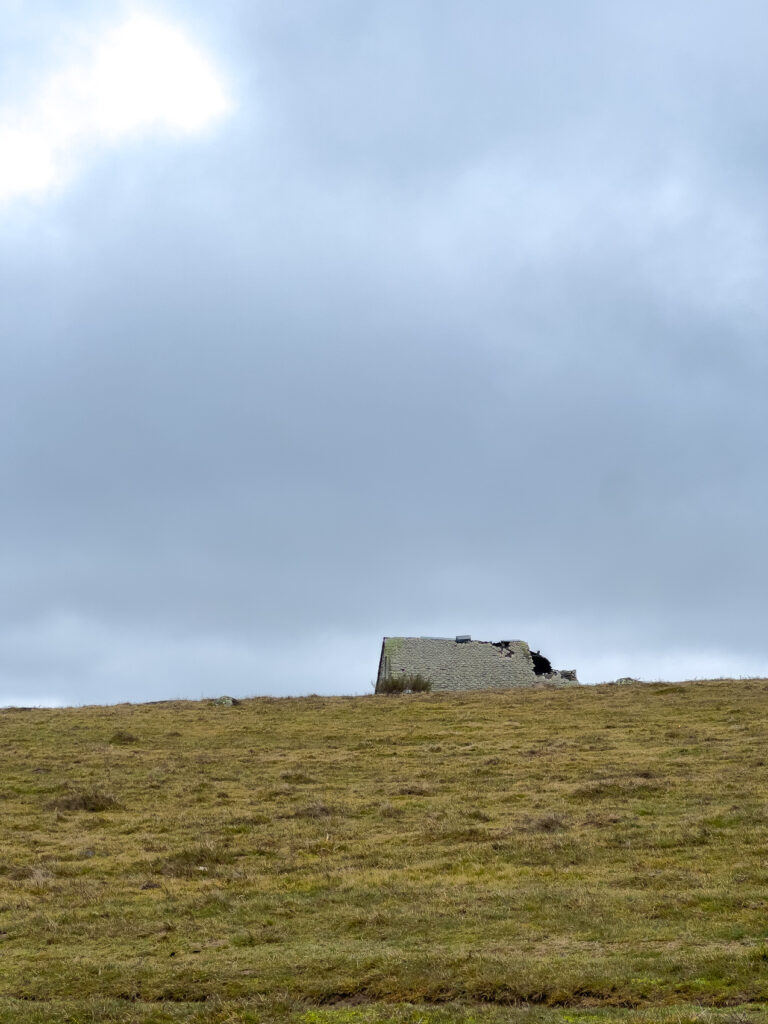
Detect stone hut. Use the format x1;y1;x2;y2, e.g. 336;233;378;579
375;636;578;693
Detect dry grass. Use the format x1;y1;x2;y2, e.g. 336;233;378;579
45;787;122;812
2;679;768;1023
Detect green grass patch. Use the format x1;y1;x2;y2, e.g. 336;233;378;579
2;679;768;1020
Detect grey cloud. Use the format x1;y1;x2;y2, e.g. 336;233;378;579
2;1;768;704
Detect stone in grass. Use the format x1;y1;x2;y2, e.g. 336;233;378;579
210;695;241;707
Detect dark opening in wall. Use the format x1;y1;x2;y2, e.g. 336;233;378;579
531;650;552;675
491;640;515;658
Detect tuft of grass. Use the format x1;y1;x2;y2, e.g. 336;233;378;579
408;674;433;693
45;788;121;812
378;676;407;694
378;673;433;694
569;776;666;800
281;769;316;784
524;811;568;832
396;782;433;796
377;800;404;818
109;729;139;745
154;842;233;878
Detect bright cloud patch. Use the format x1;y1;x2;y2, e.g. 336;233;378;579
0;12;231;204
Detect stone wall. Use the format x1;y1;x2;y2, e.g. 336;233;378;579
376;637;578;693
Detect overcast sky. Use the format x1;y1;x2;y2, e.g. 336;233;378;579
2;1;768;705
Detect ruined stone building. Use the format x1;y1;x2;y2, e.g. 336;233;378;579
375;636;578;693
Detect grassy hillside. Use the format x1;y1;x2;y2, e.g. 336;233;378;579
2;679;768;1024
